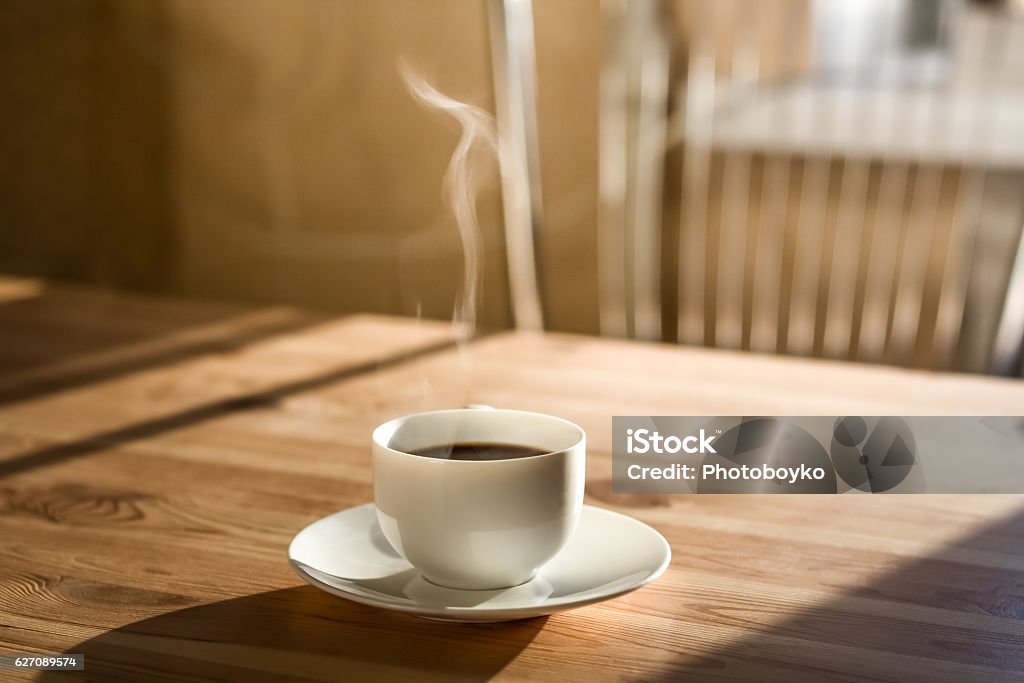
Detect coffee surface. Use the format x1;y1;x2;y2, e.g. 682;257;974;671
407;442;549;461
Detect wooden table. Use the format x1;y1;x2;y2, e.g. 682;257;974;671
1;278;1023;682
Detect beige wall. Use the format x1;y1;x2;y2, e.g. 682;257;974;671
0;0;601;334
167;1;509;329
0;2;174;291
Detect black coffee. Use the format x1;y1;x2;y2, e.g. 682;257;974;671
407;442;549;461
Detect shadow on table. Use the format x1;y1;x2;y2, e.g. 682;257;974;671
0;283;328;407
38;585;545;682
0;276;460;480
642;506;1024;682
0;334;455;479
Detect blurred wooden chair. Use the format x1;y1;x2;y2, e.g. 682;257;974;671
590;0;1024;375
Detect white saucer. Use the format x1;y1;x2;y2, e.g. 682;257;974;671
289;503;671;622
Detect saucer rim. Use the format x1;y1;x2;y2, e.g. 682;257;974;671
288;503;671;621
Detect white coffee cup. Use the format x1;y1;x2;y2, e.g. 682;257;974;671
372;407;586;590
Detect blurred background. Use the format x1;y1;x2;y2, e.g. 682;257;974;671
1;0;1022;376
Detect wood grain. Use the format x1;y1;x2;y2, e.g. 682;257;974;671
1;281;1023;681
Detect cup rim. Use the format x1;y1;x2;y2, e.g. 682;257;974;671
372;407;585;464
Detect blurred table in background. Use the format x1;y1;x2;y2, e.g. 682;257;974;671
1;278;1022;682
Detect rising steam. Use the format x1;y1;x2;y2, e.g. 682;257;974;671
399;61;498;341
